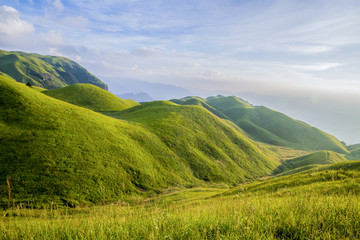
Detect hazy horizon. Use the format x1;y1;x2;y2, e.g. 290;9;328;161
1;0;359;144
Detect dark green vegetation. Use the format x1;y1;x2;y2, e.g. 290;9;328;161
0;76;279;206
272;150;348;175
0;50;107;89
174;95;348;153
43;84;139;111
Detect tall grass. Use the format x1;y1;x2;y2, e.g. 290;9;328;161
1;191;359;239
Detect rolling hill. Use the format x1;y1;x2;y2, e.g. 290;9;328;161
43;84;139;111
0;49;107;90
346;147;360;160
272;150;347;175
104;101;279;183
0;76;278;206
174;95;348;153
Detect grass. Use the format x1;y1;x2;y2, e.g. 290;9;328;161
0;49;107;90
43;84;139;111
0;76;278;206
1;165;360;239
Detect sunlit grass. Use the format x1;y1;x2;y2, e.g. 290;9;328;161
0;189;359;239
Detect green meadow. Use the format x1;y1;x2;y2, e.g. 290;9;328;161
1;166;360;239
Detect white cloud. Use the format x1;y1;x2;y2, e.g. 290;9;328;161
131;47;163;57
287;45;334;54
0;5;35;46
289;63;343;72
39;30;65;46
59;16;89;29
53;0;65;11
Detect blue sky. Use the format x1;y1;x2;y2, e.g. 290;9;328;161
1;0;360;143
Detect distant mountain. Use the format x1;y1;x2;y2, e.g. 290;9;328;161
0;49;107;90
118;92;154;102
43;84;139;111
0;76;278;206
103;77;191;100
173;95;348;153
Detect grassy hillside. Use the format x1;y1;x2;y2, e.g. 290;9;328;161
272;150;347;175
103;101;279;183
346;147;360;160
204;95;348;153
43;84;139;111
224;161;360;197
0;49;107;89
170;96;230;120
0;76;277;206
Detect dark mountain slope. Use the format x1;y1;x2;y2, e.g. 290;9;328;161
0;49;107;89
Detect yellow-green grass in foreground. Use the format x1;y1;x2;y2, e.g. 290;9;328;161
1;191;359;239
1;166;360;239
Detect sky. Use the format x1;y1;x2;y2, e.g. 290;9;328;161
0;0;360;144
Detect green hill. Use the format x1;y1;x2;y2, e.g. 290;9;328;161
0;49;107;90
224;161;360;197
203;95;348;153
103;101;279;183
43;84;139;111
348;144;360;150
0;76;277;206
346;147;360;160
272;150;347;175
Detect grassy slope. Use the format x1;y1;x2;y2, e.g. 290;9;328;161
272;150;347;175
224;161;360;197
205;95;348;153
0;49;107;89
0;76;277;206
346;146;360;160
104;101;279;183
43;84;139;111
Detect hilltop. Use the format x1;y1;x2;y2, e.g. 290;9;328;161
0;49;107;89
174;95;348;153
0;76;277;206
43;84;139;111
